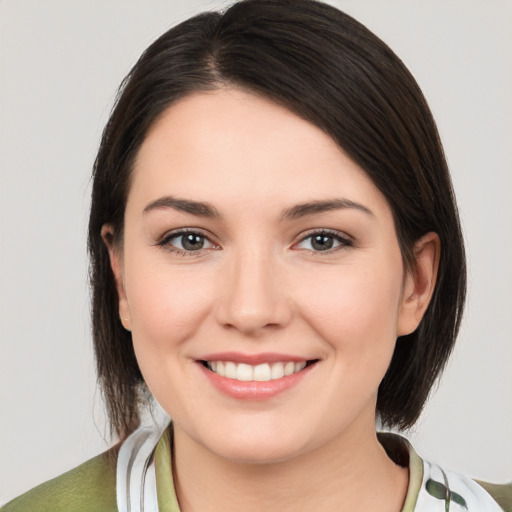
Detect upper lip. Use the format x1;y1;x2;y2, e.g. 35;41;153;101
198;352;313;365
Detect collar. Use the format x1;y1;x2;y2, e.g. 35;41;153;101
379;432;504;511
118;423;503;511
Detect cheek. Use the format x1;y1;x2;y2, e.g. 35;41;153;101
124;258;218;410
296;262;403;365
124;257;215;352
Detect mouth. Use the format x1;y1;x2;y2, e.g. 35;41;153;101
197;352;319;400
200;359;317;382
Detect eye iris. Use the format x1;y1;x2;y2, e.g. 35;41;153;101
182;233;204;251
311;234;334;251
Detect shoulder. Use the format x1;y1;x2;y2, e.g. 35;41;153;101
418;457;512;512
1;445;119;512
477;481;512;512
378;433;512;512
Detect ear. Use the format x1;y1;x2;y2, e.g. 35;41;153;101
101;224;132;332
397;232;440;336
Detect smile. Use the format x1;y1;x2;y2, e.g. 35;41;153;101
204;361;308;382
198;356;318;400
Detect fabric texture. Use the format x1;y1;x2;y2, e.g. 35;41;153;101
0;445;119;512
2;426;511;511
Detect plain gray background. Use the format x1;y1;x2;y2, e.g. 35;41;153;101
1;0;511;504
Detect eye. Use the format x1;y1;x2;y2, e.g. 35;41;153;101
294;230;353;252
157;229;218;255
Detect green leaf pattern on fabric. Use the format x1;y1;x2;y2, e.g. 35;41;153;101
426;478;468;510
416;460;505;512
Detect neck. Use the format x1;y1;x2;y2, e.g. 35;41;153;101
172;417;408;512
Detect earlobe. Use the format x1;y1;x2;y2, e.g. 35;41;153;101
397;232;440;336
101;225;132;331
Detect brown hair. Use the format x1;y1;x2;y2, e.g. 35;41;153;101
88;0;466;438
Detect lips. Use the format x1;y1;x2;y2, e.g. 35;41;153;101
197;353;318;400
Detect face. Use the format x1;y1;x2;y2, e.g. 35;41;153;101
107;89;434;465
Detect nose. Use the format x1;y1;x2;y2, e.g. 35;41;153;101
214;249;293;336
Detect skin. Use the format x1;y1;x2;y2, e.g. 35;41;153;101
104;88;439;512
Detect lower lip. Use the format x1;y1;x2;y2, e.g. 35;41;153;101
198;362;315;400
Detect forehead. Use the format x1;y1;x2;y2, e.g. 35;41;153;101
129;88;389;217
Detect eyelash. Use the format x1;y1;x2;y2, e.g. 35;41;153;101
156;229;219;257
293;229;353;254
155;228;353;256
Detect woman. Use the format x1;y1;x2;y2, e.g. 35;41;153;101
2;0;510;510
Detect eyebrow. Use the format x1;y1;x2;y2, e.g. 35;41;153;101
143;195;373;220
281;199;374;220
143;196;221;218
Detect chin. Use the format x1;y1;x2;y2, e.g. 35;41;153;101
192;418;314;466
214;438;306;466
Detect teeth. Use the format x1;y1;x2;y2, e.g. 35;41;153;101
237;363;253;381
206;360;309;381
216;361;225;377
295;362;307;372
253;363;271;381
225;361;237;379
284;361;295;376
271;362;284;379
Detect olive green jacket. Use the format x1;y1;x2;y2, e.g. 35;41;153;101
2;430;511;511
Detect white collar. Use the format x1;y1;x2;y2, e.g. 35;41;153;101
116;404;170;512
116;421;503;512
